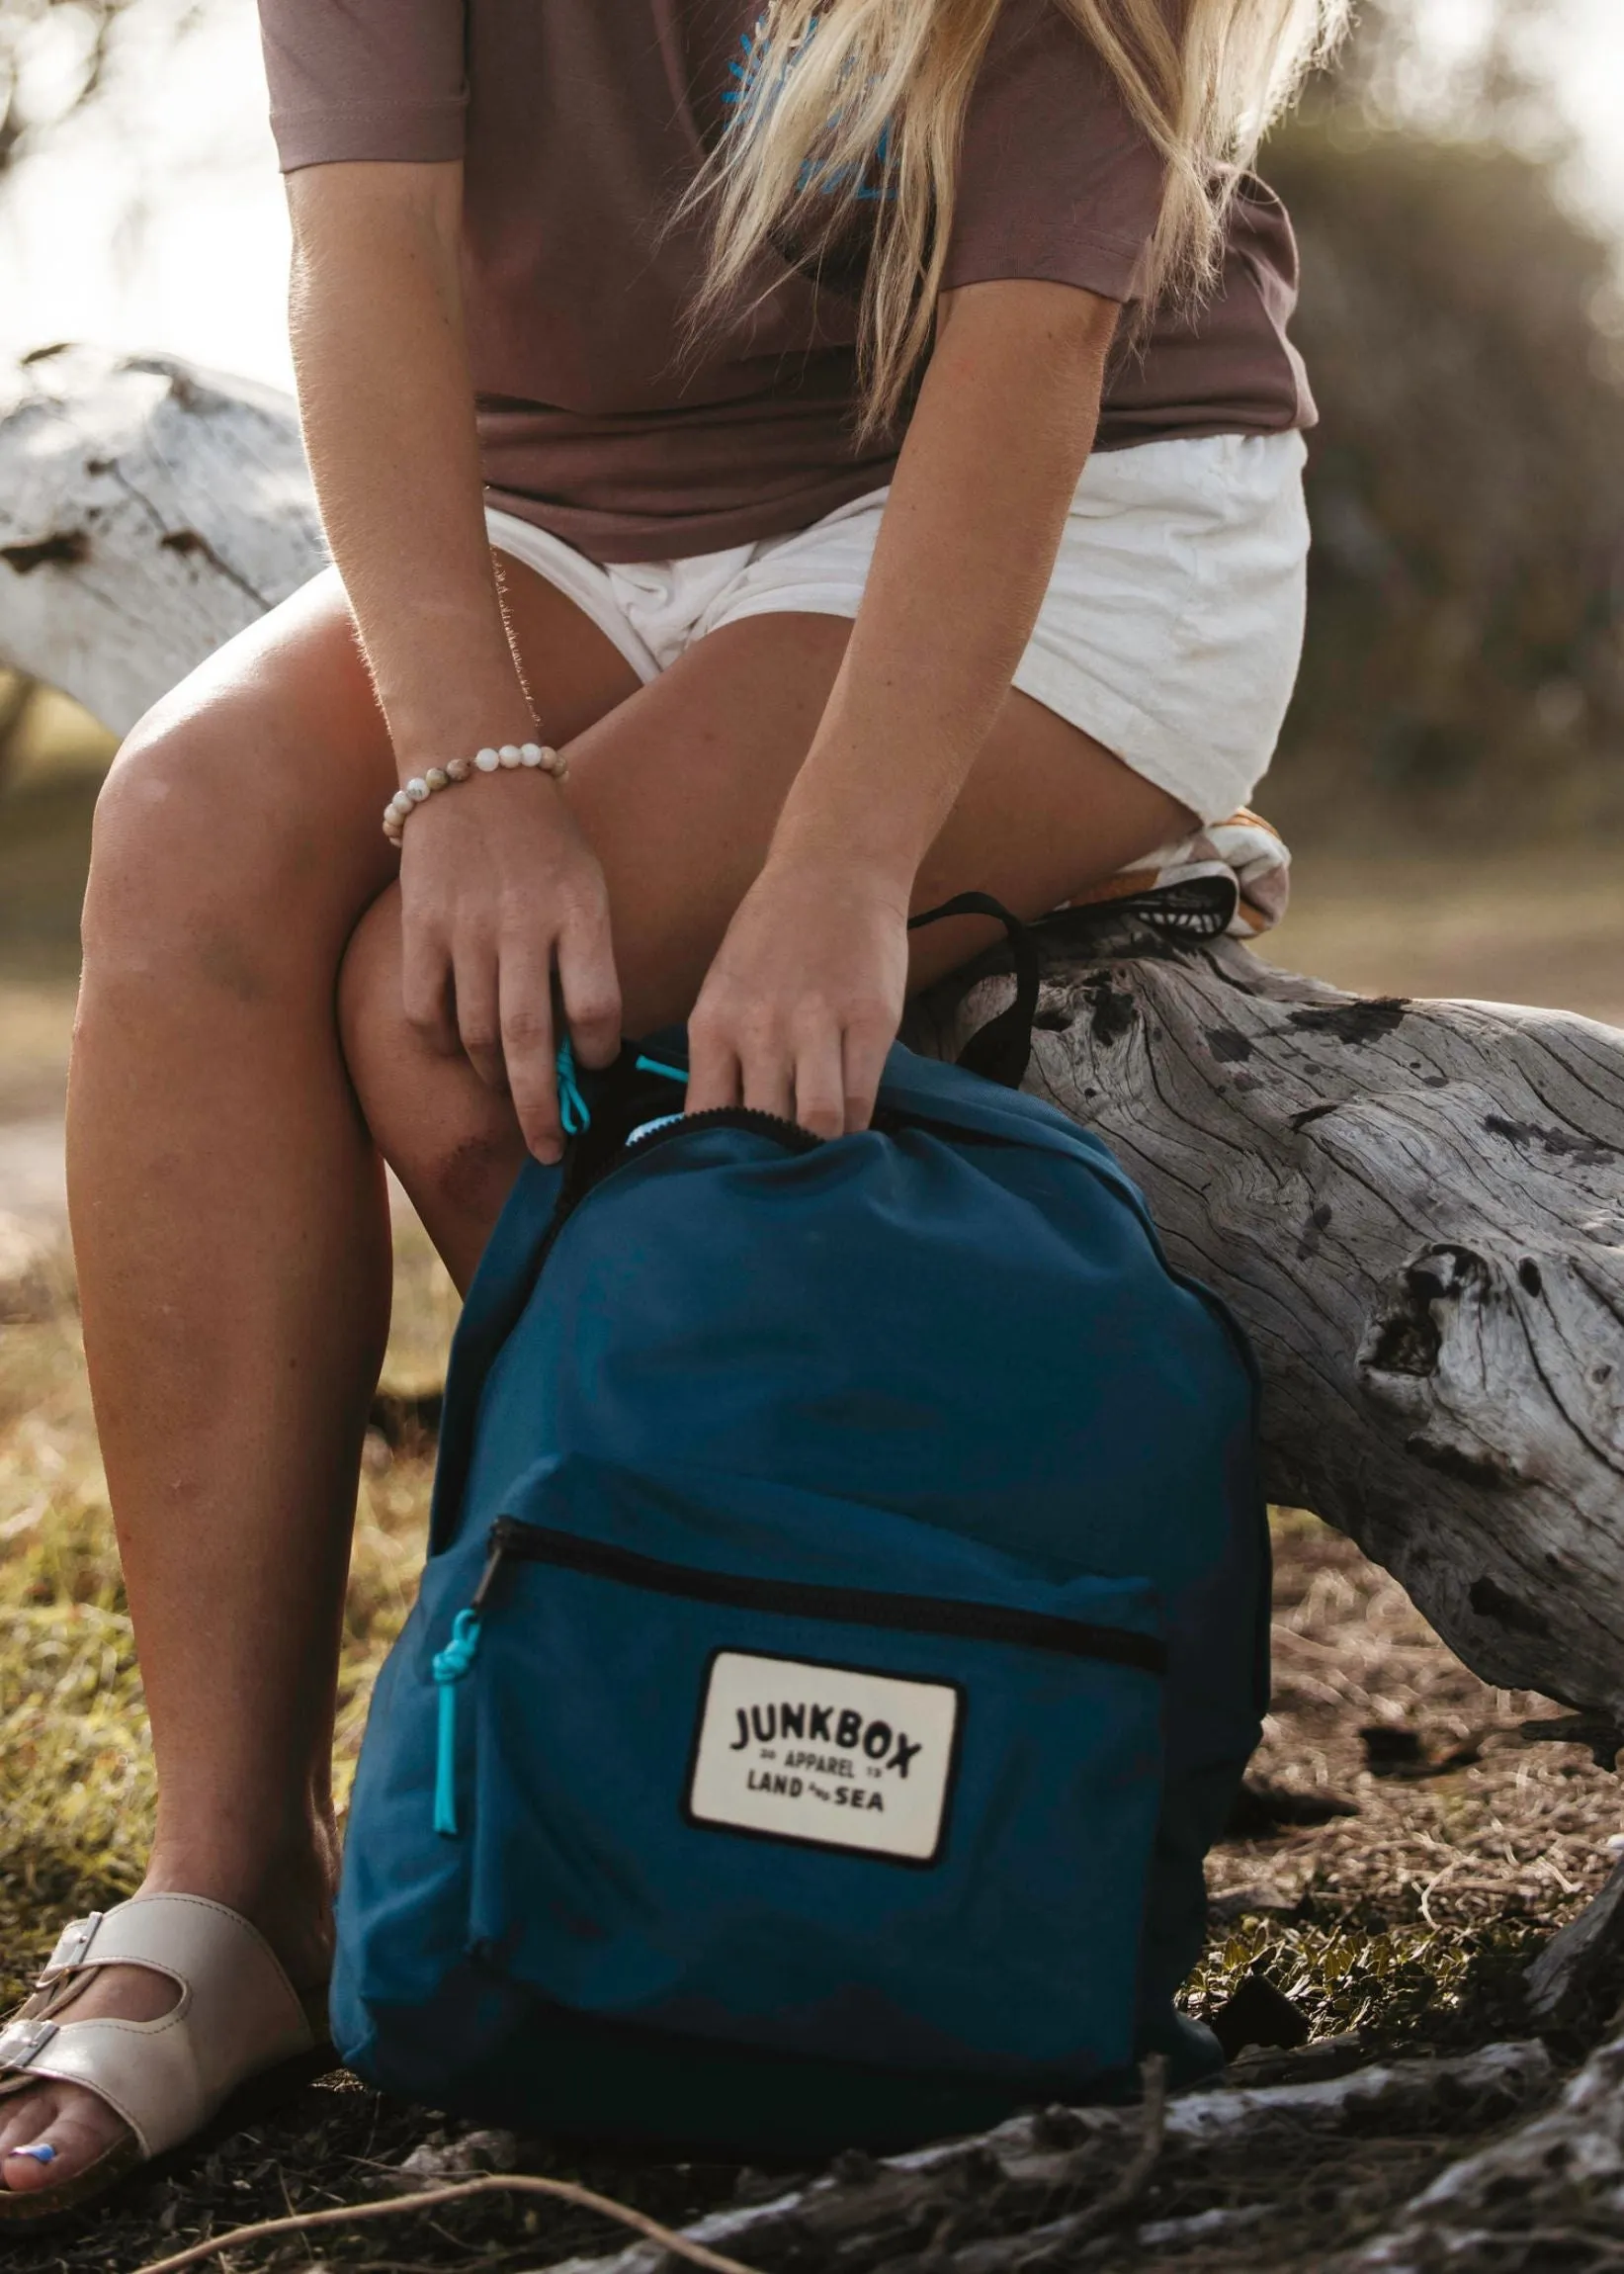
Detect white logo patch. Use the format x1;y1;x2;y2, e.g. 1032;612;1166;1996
686;1649;961;1864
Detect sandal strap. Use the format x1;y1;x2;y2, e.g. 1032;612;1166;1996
0;1894;316;2159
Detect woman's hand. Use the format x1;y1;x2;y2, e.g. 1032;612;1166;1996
681;285;1116;1142
686;856;910;1138
398;771;622;1161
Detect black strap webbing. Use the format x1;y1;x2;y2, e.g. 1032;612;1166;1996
909;892;1039;1090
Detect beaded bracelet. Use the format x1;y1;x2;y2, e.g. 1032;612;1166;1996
382;742;569;844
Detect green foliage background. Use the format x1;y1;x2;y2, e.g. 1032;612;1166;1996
1263;4;1624;843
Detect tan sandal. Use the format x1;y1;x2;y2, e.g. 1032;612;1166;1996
0;1892;331;2228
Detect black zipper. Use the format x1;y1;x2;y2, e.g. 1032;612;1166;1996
475;1517;1166;1676
626;1105;823;1160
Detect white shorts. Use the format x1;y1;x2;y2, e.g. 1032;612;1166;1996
485;430;1309;826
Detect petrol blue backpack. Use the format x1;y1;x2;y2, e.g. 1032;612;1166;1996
332;901;1269;2153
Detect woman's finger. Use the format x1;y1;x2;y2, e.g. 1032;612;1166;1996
557;902;623;1073
452;942;508;1096
792;1017;846;1140
739;1018;796;1126
399;920;461;1057
685;1007;743;1118
841;1007;895;1135
498;941;562;1162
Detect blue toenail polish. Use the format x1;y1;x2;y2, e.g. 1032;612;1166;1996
13;2143;55;2163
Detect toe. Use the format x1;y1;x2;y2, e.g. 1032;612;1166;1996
0;2090;63;2194
0;2091;128;2193
0;2091;57;2178
2;2141;63;2192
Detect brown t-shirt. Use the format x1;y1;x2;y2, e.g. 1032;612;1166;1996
258;0;1314;563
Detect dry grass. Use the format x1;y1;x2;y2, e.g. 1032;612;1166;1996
0;1217;455;2011
1191;1508;1622;2055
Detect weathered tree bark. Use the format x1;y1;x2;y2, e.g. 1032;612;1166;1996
1525;1856;1624;2031
1329;2027;1624;2271
0;344;323;735
5;343;1624;1727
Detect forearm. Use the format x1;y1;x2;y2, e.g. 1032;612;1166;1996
287;162;533;774
771;280;1119;893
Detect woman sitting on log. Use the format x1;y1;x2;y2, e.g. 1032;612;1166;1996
0;0;1339;2216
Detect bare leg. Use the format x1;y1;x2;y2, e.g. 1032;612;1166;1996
341;608;1194;1287
0;564;639;2190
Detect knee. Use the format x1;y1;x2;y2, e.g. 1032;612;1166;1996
89;698;280;935
337;888;433;1143
337;886;406;1090
339;891;524;1220
83;695;339;995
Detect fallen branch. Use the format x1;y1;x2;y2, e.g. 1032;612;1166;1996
525;2045;1553;2274
1069;2052;1168;2235
910;2056;1169;2274
128;2172;763;2274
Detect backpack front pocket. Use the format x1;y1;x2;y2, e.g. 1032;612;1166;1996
431;1459;1168;2091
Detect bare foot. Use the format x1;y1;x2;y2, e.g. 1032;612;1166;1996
0;1872;332;2197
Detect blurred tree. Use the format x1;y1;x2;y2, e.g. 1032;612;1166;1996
0;0;140;175
1266;0;1624;842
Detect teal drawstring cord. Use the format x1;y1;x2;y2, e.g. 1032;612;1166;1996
431;1609;482;1838
557;1047;685;1136
556;1038;591;1135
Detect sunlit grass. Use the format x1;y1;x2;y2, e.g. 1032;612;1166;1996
1189;1908;1547;2054
0;1215;455;2006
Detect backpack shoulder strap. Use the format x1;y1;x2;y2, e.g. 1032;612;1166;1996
907;894;1039;1091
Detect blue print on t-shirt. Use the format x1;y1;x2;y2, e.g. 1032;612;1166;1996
723;15;893;201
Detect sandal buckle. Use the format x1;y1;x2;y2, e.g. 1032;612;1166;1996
40;1911;102;1980
0;2016;57;2071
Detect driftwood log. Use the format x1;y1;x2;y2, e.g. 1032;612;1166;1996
368;2043;1556;2274
7;342;1624;2262
13;346;1618;1724
0;345;322;731
5;348;1622;1729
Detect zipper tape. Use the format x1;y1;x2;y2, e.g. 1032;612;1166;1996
487;1518;1166;1676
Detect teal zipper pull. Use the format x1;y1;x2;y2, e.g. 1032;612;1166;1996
431;1608;483;1839
556;1038;590;1136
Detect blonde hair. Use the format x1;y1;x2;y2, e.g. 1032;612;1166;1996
689;0;1350;432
